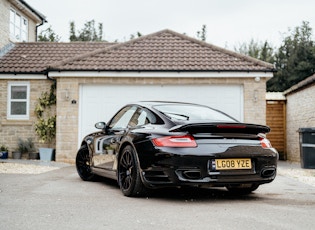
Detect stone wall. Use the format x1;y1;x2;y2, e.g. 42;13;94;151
286;85;315;161
0;0;10;48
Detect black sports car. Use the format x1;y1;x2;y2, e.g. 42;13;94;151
76;101;278;197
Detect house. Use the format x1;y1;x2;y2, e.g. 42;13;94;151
0;42;114;158
284;73;315;162
0;29;275;163
0;0;46;49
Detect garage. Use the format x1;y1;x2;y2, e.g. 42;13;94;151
79;84;244;141
46;29;275;162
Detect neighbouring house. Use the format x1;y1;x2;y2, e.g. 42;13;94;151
0;0;46;50
0;42;114;159
284;73;315;162
0;29;275;163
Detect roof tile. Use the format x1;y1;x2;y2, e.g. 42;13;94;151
0;29;274;74
0;42;114;73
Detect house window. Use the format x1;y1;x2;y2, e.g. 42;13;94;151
7;82;30;120
10;9;28;42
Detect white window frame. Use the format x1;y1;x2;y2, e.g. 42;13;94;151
7;82;30;120
10;8;28;42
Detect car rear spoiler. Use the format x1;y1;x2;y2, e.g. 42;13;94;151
169;123;270;134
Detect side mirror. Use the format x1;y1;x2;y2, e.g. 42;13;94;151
95;122;106;130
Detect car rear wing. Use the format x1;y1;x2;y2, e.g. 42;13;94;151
169;122;270;135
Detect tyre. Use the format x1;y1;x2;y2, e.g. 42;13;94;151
118;145;146;197
226;183;259;195
76;145;95;181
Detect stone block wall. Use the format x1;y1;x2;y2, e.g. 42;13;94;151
0;0;10;48
286;85;315;161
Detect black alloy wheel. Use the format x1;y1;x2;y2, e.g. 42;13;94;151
76;145;95;181
118;145;146;197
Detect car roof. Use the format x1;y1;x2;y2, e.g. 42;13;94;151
134;101;203;108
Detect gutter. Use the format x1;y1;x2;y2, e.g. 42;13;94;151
17;0;47;22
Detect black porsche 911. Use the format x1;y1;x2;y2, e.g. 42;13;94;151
76;101;278;197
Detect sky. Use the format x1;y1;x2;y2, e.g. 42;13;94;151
26;0;315;49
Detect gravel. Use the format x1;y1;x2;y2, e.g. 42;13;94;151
277;166;315;187
0;162;60;174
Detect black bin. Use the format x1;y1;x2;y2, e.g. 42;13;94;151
299;127;315;169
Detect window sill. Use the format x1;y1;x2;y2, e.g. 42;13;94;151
2;120;33;126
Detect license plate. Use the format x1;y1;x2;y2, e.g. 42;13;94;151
215;158;252;170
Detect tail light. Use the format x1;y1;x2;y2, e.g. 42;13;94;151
152;135;197;147
260;138;272;148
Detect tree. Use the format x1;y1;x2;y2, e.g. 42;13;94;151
235;39;275;63
197;25;207;41
129;32;142;40
38;26;60;42
267;21;315;91
69;20;104;41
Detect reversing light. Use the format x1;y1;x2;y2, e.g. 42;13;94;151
152;135;197;147
260;138;272;148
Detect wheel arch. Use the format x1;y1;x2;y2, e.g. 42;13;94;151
116;141;144;180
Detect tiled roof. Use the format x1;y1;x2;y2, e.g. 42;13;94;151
0;29;275;74
0;42;114;73
50;30;274;72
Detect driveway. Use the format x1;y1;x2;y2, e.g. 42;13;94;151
0;160;315;230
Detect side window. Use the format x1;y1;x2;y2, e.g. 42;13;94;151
137;110;149;126
7;82;30;120
109;106;137;130
129;108;153;127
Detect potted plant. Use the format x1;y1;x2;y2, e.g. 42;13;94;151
12;150;22;159
18;138;28;159
0;144;9;159
34;83;56;161
17;138;38;160
106;146;115;155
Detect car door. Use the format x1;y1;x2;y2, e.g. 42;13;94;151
92;106;138;170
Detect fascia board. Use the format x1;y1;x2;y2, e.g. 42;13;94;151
48;71;273;78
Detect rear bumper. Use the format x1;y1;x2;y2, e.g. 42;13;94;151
139;146;278;188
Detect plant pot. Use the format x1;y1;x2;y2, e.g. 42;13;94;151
0;151;8;159
29;152;39;160
39;148;55;161
107;149;114;155
12;151;22;159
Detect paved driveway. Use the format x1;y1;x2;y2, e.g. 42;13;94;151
0;160;315;230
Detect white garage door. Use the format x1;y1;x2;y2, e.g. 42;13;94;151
79;84;243;142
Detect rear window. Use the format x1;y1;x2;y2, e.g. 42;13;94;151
154;104;236;122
